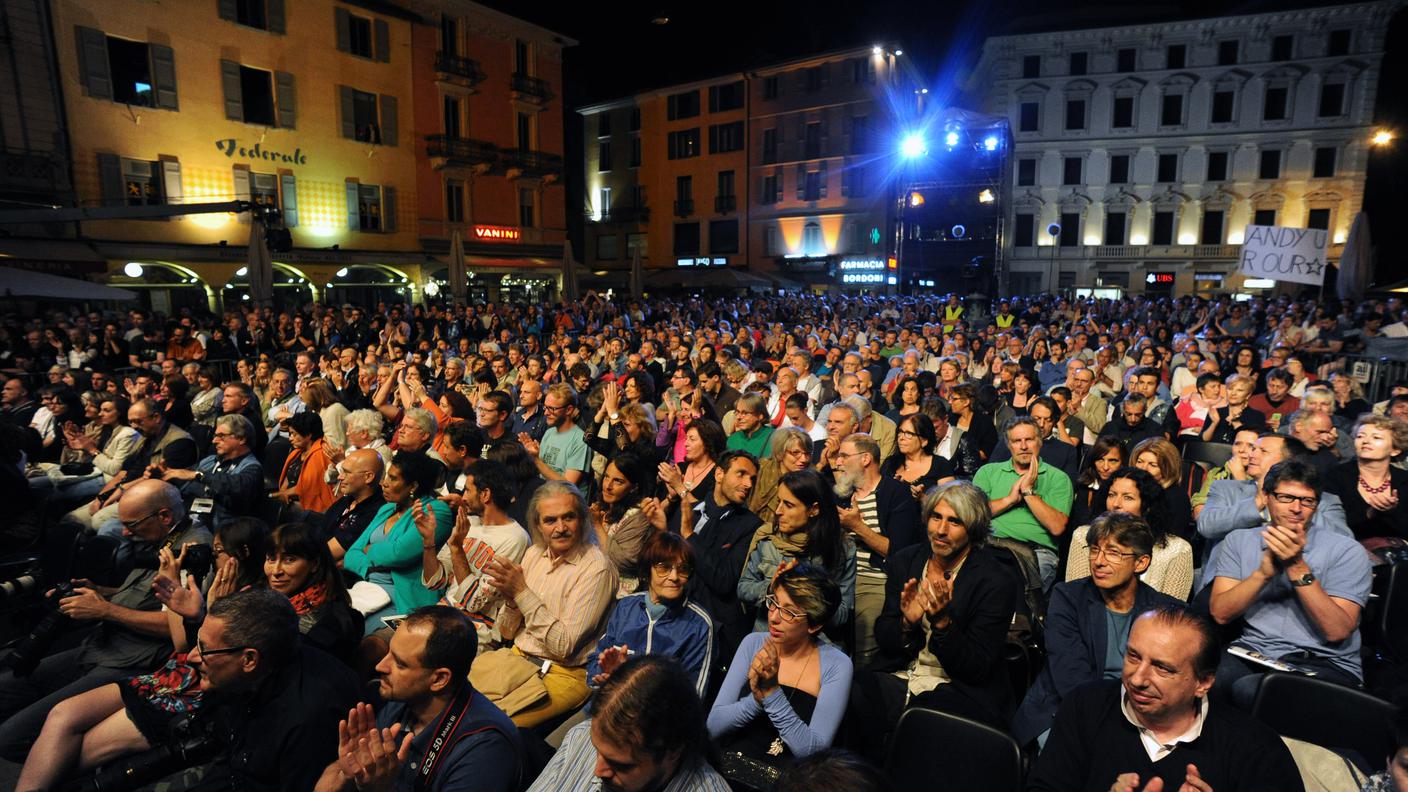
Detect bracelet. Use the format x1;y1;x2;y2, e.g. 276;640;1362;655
423;543;437;551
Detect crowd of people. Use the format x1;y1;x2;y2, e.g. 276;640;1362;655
0;288;1407;792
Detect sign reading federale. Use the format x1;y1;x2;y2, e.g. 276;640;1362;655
215;139;308;165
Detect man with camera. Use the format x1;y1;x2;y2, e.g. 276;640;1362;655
0;479;211;760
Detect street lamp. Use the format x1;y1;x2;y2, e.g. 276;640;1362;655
1371;129;1394;147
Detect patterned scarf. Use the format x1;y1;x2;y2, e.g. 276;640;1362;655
288;580;330;615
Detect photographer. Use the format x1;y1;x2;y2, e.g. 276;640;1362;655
64;398;196;536
0;480;211;760
160;414;263;530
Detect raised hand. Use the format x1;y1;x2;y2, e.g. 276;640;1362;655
448;504;471;549
639;497;667;531
153;573;206;622
485;555;527;598
749;638;781;701
593;644;630;684
207;556;241;605
412;499;439;545
898;578;926;627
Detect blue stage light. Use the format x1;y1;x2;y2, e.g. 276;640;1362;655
944;131;960;147
983;136;999;151
900;133;927;158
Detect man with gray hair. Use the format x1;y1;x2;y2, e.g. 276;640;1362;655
816;401;859;472
161;413;264;529
842;394;897;464
1283;407;1341;479
397;406;445;463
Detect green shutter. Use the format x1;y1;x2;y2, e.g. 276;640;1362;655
346;181;360;230
339;86;355;139
280;173;298;227
378;94;397;146
267;0;285;34
374;19;389;62
382;186;396;232
160;160;183;209
220;60;243;120
97;153;123;206
150;44;178;110
334;7;351;52
75;26;112;100
233;167;251;223
275;71;295;128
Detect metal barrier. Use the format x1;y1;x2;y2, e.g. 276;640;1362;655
1324;354;1408;404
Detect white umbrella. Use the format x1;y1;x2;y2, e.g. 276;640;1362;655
247;221;275;307
630;245;644;300
1336;211;1372;301
448;229;467;305
561;241;579;302
0;268;136;301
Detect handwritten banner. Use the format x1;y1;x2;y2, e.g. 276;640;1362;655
1239;224;1329;286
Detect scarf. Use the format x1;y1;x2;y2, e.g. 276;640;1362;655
744;518;811;565
288;580;330;616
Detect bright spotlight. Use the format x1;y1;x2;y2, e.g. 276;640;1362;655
978;189;996;204
424;282;441;297
900;133;927;158
921;88;929;94
944;131;960;147
872;45;883;55
1372;129;1394;146
983;136;999;151
908;192;926;207
894;49;903;56
123;262;143;278
236;266;249;277
336;267;349;277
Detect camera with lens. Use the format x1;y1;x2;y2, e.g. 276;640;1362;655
77;712;219;791
1;581;77;677
131;543;216;582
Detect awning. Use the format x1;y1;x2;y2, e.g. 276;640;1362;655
0;238;103;262
0;268;137;301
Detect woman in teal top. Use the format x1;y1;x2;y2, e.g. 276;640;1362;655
344;450;453;634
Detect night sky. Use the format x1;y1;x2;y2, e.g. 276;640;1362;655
487;0;1407;280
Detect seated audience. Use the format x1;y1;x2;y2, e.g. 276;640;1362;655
159;413;263;531
272;411;336;515
973;416;1074;589
749;426;814;527
1129;437;1192;539
1065;467;1195;600
588;452;657;596
1324;414;1408;540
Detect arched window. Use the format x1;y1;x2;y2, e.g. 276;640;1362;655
802;221;824;256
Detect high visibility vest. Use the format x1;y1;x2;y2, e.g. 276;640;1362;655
943;305;964;332
995;313;1015;329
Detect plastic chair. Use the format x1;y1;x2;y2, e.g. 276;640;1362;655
885;707;1024;792
1251;672;1396;773
1180;441;1233;470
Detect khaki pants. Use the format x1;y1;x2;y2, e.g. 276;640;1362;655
854;572;888;668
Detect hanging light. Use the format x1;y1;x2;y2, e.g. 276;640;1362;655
123;262;143;277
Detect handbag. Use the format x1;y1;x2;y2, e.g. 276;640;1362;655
348;580;393;615
469;647;550;717
717;751;782;791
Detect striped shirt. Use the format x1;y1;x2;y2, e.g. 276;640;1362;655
855;490;883;573
499;542;619;668
528;720;731;792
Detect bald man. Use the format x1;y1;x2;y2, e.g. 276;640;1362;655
324;448;386;564
0;480;211;759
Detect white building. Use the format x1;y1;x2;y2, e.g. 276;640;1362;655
970;1;1402;297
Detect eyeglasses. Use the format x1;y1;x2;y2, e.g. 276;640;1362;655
764;594;806;622
1089;545;1139;563
195;641;249;658
120;509;164;531
651;562;694;577
543;403;569;413
1270;492;1319;508
897;429;920;438
213;432;233;440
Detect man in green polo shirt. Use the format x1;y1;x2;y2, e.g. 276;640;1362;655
973;416;1073;591
725;393;774;458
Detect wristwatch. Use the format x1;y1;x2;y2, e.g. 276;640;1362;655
1289;572;1316;587
609;412;620;422
1020;487;1035;498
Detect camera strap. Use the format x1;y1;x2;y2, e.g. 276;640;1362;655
415;684;481;792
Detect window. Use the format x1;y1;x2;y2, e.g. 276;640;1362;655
629;108;641;131
348;88;380;142
1259;149;1281;179
632;185;646;209
1211;90;1235;123
667;90;700;120
443;97;460;138
335;9;386;61
763;76;779;100
717;170;735;198
1019;102;1040;132
1217;40;1239;66
1200;210;1224;244
804;122;822;159
1206;151;1229;181
630;137;641;168
108;38;155;106
765;225;781;255
843;166;867;197
710;220;739;253
1151;211;1175;245
220;0;286;32
1272;35;1293;61
802;222;823;255
803;169;823;201
1166;44;1186;69
221;62;292;127
1157;153;1178;183
1318;82;1345;117
667;129;700;159
440;14;456;55
1014;213;1035;247
1104;211;1127;244
119;158;163;205
1069;52;1088;76
1263;86;1288;121
1313;147;1337;178
598;187;612;221
1307;208;1331;230
850;116;869;154
1059;213;1080;247
518;187;535;227
517;112;532;149
597;141;611;171
1252;209;1275;226
445;179;464;223
357;184;383;231
627;233;646;256
674;222;700;255
1017;158;1037;186
1160;93;1184;126
761;172;779;204
805;66;824;92
709;121;744;154
1109;154;1130;184
1117;48;1137;72
1065;99;1086;131
708;82;744;112
596;234;620;260
1111;96;1134;128
850;57;874;84
74;29;180;110
1023;55;1041;78
247;172;278;209
1062;156;1082;185
1328;29;1351;57
597;113;612;137
762;128;777;163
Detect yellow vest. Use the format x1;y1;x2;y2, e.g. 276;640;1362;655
995;313;1015;328
943;305;964;332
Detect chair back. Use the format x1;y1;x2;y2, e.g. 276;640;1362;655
1251;672;1396;773
885;707;1023;792
1180;441;1233;469
1379;560;1408;663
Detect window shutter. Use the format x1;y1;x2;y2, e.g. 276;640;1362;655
796;118;806;160
339;86;355;139
267;0;285;34
819;161;829;198
280;173;298;227
819;113;829;157
160;159;183;209
774;170;782;203
217;0;237;21
275;71;296;128
379;95;398;146
382;186;396;232
796;165;805;201
346;181;360;230
374;19;390;62
334;8;351;52
75;26;112;100
232;166;251;223
819;63;830;88
97;153;123;206
150;45;178;110
220;60;243;120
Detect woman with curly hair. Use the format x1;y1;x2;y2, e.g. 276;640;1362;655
1064;466;1194;600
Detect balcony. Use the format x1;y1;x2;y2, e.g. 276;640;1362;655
500;147;563;180
426;135;499;172
715;195;737;214
674;199;694;217
435;52;486;88
510;73;551;102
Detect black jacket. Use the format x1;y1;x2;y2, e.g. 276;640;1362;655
844;474;922;574
677;497;762;663
872;543;1022;726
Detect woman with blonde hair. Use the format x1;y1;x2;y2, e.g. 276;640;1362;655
1326;414;1408;541
1129;437;1192;539
749;427;815;527
298;376;349;450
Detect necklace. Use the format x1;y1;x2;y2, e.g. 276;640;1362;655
1359;472;1392;495
682;461;716;490
767;646;816;757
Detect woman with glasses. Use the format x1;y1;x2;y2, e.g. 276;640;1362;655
738;469;855;634
709;564;851;785
881;413;953;500
1064;467;1194;600
749;428;815;529
586;532;715;696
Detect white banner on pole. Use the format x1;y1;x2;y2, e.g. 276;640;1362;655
1238;224;1330;286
